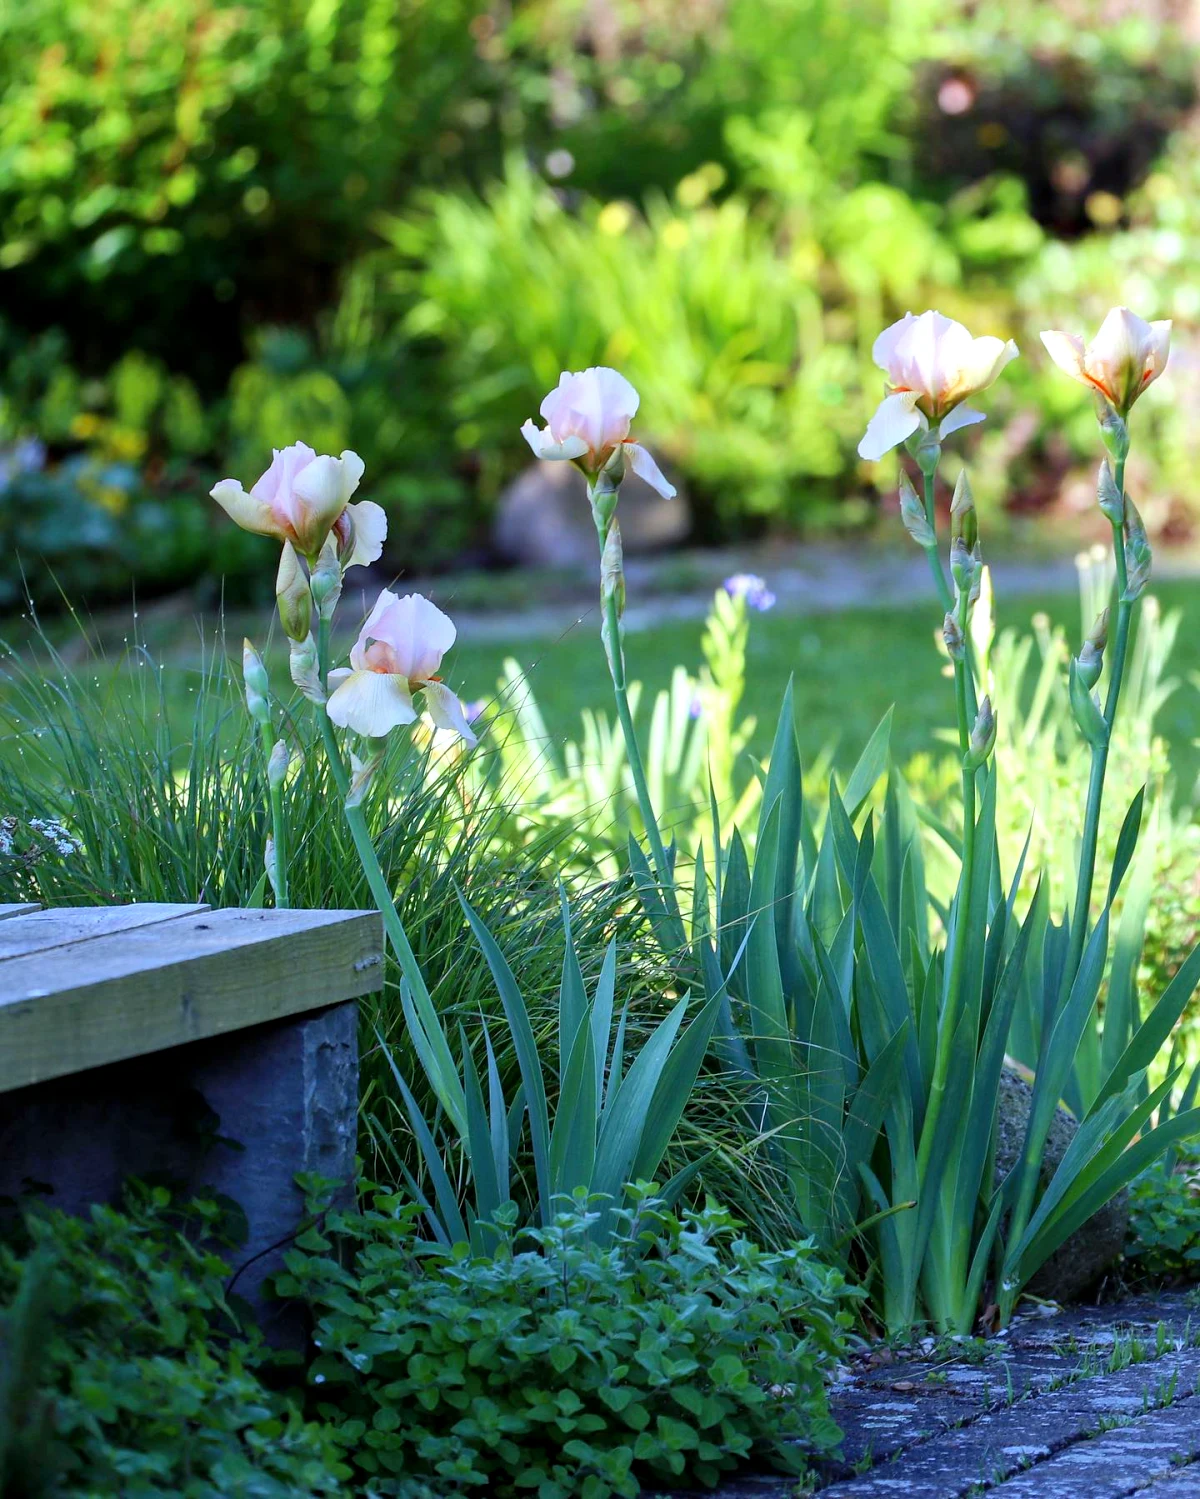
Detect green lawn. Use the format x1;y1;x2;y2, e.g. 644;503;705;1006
4;578;1198;794
448;579;1200;793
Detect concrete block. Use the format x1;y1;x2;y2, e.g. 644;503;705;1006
0;1001;358;1339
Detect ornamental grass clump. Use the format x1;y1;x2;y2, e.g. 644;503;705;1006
212;434;722;1244
209;317;1199;1338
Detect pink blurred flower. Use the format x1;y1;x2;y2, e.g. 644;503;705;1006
858;311;1018;462
521;367;675;498
326;590;476;743
1041;307;1171;416
211;442;386;564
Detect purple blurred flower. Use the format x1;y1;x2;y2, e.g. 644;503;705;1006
688;688;704;720
723;573;776;612
463;699;488;725
0;437;47;491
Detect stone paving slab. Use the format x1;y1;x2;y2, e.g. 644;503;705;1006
1145;1464;1200;1495
647;1295;1200;1498
986;1398;1200;1497
820;1348;1200;1496
829;1296;1198;1474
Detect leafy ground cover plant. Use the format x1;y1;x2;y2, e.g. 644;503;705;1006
0;1187;348;1498
280;1183;857;1499
2;1178;854;1499
1126;1141;1200;1282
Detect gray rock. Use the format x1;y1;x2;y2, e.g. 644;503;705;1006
993;1067;1128;1303
493;458;689;568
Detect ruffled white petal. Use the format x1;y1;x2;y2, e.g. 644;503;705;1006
872;313;916;373
955;336;1018;397
521;418;546;458
624;442;676;499
421;680;479;747
350;589;400;671
590;366;640;423
388;594;456;681
938;405;987;439
858;392;922;461
908;312;967;399
292;454;347;511
326;670;416;737
210;479;282;538
1147;320;1172;377
342;500;387;570
250;443;317;504
538;367;639;458
338;449;365;497
1092;307;1144;377
1040;330;1088;384
521;419;589;461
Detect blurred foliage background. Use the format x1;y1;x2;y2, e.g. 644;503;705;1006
2;0;1200;607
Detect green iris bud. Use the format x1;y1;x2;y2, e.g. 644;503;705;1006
899;470;935;548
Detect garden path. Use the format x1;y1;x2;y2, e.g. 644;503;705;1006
437;540;1200;644
653;1291;1200;1498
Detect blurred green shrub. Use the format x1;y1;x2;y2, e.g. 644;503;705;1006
2;0;1199;596
0;0;495;376
384;154;965;533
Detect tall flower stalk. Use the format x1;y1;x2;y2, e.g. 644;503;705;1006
917;474;994;1185
522;368;685;949
997;311;1170;1322
211;443;477;1134
865;306;1178;1330
241;640;290;907
1044;308;1168;991
310;567;477;1135
872;312;1013;1206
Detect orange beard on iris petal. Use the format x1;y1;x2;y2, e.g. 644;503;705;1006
1084;364;1155;414
362;639;443;685
1082;370;1120;406
363;640;403;674
888;384;940;421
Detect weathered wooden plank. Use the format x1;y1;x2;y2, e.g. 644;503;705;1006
0;907;384;1092
0;904;41;921
0;903;207;962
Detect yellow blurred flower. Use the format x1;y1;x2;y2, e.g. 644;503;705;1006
597;201;633;237
92;485;129;516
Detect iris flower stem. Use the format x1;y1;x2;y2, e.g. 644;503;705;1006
1001;450;1137;1328
916;584;977;1188
1064;452;1133;989
594;504;685;950
604;578;683;920
921;468;956;616
259;718;289;908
